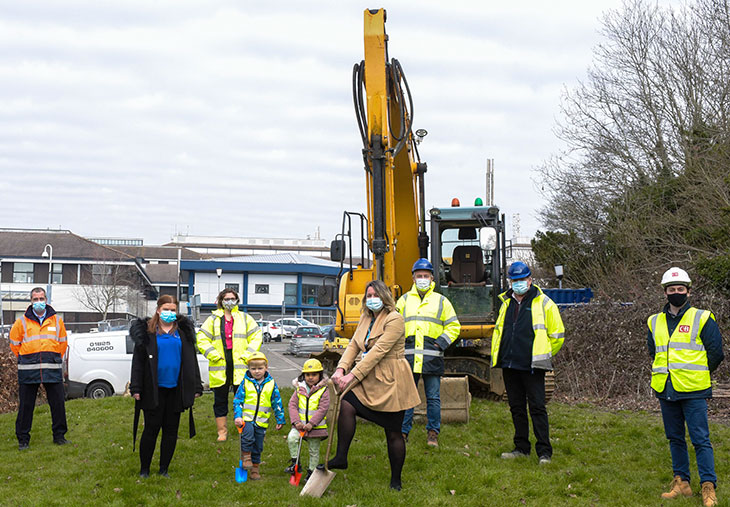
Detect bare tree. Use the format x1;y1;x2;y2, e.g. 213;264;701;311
534;0;730;295
74;264;143;321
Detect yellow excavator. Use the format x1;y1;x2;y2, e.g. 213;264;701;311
316;9;553;400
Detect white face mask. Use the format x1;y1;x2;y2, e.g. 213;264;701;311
415;278;431;291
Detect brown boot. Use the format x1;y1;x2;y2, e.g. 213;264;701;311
661;475;692;499
215;416;227;442
427;430;439;447
241;452;253;470
702;482;718;507
250;463;261;480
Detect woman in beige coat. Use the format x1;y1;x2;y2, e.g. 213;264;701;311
329;279;420;491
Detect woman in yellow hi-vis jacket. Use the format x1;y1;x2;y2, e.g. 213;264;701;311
196;288;262;441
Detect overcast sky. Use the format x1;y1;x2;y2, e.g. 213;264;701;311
1;1;633;246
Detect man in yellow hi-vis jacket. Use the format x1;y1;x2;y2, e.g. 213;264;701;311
492;261;564;465
648;267;723;507
397;258;460;447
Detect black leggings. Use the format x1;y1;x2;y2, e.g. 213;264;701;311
329;391;406;488
139;387;181;474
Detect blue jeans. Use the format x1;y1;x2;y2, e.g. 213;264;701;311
659;398;716;485
402;374;440;434
240;422;267;464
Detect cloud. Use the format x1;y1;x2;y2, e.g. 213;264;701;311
0;0;643;246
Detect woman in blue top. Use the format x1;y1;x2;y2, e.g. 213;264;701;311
130;295;202;478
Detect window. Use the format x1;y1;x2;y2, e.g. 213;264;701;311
13;263;33;283
52;263;62;284
284;283;297;305
225;283;240;293
302;284;319;305
255;284;269;294
92;264;113;275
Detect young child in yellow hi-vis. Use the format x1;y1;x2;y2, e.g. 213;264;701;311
233;352;285;480
285;359;330;483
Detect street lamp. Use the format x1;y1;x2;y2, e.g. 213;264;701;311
216;267;222;293
41;244;53;304
554;264;564;290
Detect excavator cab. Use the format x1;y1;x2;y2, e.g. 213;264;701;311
430;204;508;327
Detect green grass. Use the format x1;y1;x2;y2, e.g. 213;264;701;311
1;390;728;506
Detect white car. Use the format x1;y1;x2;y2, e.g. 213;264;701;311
275;317;317;337
65;330;209;399
256;320;283;342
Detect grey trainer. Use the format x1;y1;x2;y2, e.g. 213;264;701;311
538;455;552;465
500;450;528;459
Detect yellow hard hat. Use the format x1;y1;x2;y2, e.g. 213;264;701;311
302;358;323;373
248;351;268;365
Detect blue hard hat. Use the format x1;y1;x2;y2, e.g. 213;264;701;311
412;258;434;273
507;261;531;280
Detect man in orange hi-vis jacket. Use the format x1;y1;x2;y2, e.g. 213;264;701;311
9;287;69;450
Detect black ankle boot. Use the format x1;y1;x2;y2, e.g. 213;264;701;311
284;458;297;474
327;458;348;470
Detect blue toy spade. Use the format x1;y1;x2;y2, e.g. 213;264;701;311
235;423;248;483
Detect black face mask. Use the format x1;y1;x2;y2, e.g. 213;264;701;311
667;292;688;307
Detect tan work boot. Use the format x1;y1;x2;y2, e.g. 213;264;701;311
427;430;439;447
702;481;718;507
215;416;228;441
250;463;261;480
241;452;253;470
661;475;692;499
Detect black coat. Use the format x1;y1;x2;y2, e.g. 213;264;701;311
129;315;202;411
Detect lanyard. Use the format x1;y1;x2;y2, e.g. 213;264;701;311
363;319;376;355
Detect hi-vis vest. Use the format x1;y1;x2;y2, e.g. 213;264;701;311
196;308;262;388
297;386;327;430
396;282;461;375
9;312;67;384
648;307;712;393
240;376;275;428
491;286;565;370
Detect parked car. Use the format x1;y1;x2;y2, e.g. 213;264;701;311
286;326;325;357
275;317;317;337
65;330;210;399
257;320;283;343
320;324;336;341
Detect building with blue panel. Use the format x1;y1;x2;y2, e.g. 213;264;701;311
181;253;342;324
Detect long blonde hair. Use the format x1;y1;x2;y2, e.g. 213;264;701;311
360;280;396;315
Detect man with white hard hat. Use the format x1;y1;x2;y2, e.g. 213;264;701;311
647;267;724;506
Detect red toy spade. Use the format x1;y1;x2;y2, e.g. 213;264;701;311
289;430;306;486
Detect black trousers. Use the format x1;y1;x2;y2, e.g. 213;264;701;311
16;382;67;444
502;368;551;457
212;348;237;417
139;387;181;474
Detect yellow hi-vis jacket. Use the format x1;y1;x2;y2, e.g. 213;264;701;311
196;307;262;388
233;372;285;428
297;386;327;430
396;282;461;375
648;307;713;393
491;286;564;370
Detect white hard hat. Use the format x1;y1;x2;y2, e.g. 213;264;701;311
661;267;692;288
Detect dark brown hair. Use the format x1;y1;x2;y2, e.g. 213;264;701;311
147;294;179;334
216;288;239;309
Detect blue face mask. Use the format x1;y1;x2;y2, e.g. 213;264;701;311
159;310;177;323
366;297;383;312
32;301;46;313
512;280;529;295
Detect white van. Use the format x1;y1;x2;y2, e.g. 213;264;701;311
66;331;209;399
